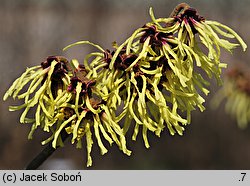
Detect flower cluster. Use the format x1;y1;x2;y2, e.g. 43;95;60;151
65;3;246;147
211;66;250;129
4;55;131;167
3;3;247;166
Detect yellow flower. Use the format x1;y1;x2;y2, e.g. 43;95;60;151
83;4;245;147
3;55;131;167
4;56;72;133
64;3;246;148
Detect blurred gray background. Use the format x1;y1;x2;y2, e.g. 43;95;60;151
1;0;250;169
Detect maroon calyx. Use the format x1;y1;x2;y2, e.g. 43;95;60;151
41;56;71;81
140;25;172;48
174;7;205;34
175;8;204;23
67;76;96;97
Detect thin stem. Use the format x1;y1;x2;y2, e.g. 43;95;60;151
25;131;69;170
169;3;190;18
